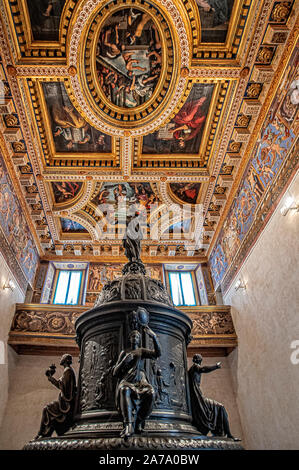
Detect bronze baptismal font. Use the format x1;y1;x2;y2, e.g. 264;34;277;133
25;227;241;450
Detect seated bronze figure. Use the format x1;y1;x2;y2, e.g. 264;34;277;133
35;354;77;439
188;354;240;441
112;327;161;438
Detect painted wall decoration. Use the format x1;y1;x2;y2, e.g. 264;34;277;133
52;181;83;204
61;218;88;233
87;263;162;293
169;183;201;204
210;45;298;288
40;262;55;303
0;155;39;285
96;8;162;108
26;0;66;41
196;0;235;43
142;84;214;154
195;265;208;305
42;82;112;153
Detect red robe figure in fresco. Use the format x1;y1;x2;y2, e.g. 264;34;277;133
169;96;207;149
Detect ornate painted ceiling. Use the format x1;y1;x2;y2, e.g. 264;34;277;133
0;0;298;290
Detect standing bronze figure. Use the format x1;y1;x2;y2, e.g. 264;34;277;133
122;216;143;263
112;327;161;438
188;354;240;441
35;354;77;439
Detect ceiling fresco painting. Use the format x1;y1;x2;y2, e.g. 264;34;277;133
96;8;162;109
168;218;192;235
91;182;160;208
196;0;235;43
60;218;88;233
87;182;162;234
0;0;297;292
83;0;176;126
169;183;202;205
26;0;66;41
142;83;214;155
42;82;112;154
52;181;83;204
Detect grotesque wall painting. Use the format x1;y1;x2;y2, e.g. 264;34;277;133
52;182;83;204
42;82;112;153
210;45;298;288
27;0;66;41
169;183;201;204
196;0;235;43
96;8;162;108
87;263;162;293
0;155;39;284
61;218;88;233
142;84;214;154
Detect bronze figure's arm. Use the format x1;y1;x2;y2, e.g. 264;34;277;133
142;326;162;358
198;362;221;374
47;375;60;389
112;350;128;377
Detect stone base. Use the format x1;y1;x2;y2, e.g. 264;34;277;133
24;435;242;450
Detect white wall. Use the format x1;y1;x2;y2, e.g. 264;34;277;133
0;355;80;450
0;253;25;429
224;171;299;449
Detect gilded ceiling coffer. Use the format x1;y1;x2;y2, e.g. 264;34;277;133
24;228;241;450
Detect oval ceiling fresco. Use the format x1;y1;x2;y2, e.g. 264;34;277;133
96;8;162;109
81;0;179;127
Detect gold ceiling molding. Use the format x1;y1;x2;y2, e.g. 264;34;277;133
0;0;297;262
122;136;133;177
202;78;246;215
12;66;70;78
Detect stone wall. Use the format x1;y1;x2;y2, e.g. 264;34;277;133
224;171;299;449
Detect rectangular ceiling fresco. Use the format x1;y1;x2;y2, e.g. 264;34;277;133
209;44;299;290
142;83;214;155
196;0;235;43
42;82;112;154
26;0;66;41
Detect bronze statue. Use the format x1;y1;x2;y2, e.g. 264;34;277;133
188;354;240;441
122;216;143;263
112;326;161;438
35;354;77;439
